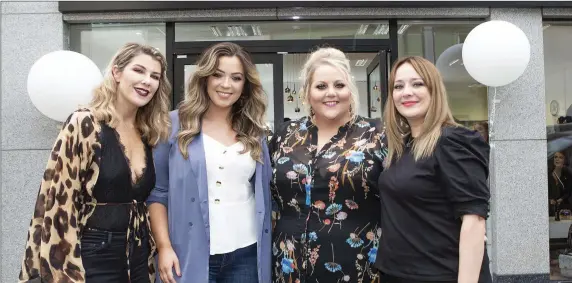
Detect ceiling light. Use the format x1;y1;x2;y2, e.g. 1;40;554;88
251;25;263;36
398;24;410;35
543;24;551;30
135;31;142;36
226;26;236;37
210;26;221;37
356;24;369;35
292;16;300;20
448;59;459;66
373;24;389;35
233;26;242;36
355;59;368;67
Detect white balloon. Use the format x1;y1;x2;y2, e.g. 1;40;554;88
462;20;531;87
27;51;102;122
436;43;477;84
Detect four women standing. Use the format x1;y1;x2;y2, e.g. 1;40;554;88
18;41;491;283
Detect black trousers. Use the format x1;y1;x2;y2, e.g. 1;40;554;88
81;228;151;283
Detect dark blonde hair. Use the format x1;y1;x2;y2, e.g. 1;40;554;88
89;42;172;146
177;42;266;161
384;56;457;166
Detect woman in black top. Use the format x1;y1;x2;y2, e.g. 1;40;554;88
19;43;171;283
375;56;491;283
548;151;572;216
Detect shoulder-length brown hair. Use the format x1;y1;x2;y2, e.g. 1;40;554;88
384;56;458;166
89;42;171;146
177;42;266;161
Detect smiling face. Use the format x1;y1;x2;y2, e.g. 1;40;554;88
308;64;352;123
392;62;431;124
206;55;245;111
113;53;161;108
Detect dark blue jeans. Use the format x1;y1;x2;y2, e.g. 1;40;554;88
81;228;151;283
208;243;259;283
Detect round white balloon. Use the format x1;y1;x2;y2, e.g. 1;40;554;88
436;43;477;84
27;51;102;122
462;20;531;87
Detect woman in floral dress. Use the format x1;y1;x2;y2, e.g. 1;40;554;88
269;47;387;283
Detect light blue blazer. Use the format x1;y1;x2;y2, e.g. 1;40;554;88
147;110;272;283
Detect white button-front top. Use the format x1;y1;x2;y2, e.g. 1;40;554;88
203;134;257;255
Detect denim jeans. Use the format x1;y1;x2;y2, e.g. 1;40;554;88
81;228;151;283
208;243;258;283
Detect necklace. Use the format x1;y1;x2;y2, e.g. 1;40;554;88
405;137;415;148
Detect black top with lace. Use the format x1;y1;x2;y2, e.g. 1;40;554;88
269;116;387;283
85;123;155;232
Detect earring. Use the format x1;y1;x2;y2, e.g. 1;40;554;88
349;104;353;115
310;107;315;116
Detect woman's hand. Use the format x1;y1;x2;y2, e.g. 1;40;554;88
158;246;181;283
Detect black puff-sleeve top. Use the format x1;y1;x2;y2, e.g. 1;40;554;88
374;126;491;282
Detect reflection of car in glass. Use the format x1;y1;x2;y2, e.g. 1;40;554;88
548;124;572;162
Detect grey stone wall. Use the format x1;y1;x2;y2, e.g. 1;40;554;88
487;8;550;281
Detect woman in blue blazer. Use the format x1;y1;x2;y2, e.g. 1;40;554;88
147;42;272;283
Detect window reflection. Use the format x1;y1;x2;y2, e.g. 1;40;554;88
544;22;572;280
69;23;166;72
175;21;390;42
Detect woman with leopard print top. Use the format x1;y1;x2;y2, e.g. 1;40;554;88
18;43;171;283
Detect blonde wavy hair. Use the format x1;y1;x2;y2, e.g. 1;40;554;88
89;42;171;146
299;47;360;122
384;56;458;166
177;42;267;161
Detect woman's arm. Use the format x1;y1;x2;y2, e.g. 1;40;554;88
19;110;98;283
147;136;181;283
147;136;172;251
436;127;491;283
458;214;487;283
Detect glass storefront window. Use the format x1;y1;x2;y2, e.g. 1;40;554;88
544;21;572;281
69;23;167;72
368;64;382;119
175;21;390;42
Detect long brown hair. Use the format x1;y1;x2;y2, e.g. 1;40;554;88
89;42;172;146
384;56;457;166
176;42;266;161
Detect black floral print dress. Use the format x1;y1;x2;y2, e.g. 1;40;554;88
269;116;387;283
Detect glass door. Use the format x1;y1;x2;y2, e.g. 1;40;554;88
366;50;389;120
174;54;283;132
